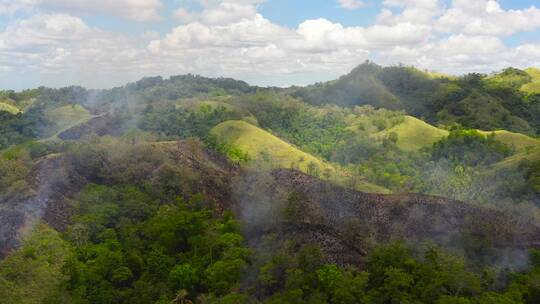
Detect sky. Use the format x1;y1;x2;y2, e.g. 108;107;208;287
1;0;540;90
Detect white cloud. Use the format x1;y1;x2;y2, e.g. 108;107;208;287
377;0;442;25
0;13;144;78
1;0;540;89
173;8;199;23
0;0;36;14
337;0;365;10
0;0;163;21
437;0;540;36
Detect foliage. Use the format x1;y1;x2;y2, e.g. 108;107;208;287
432;129;512;166
2;65;540;304
140;102;243;140
0;153;32;200
0;108;49;150
294;62;540;135
519;160;540;195
0;224;71;304
60;184;251;304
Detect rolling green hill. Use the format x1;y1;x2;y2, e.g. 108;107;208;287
478;130;540;153
522;67;540;94
491;146;540;171
294;63;540;136
375;116;449;151
211;120;389;193
0;102;21;114
374;115;540;153
292;62;403;110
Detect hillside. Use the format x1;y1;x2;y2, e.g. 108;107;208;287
1;64;540;304
375;116;449;151
43;104;93;137
492;146;540;170
294;63;540;136
522;67;540;94
374;115;540;153
211;120;389;193
478;129;540;153
0;102;21;114
292;62;403;110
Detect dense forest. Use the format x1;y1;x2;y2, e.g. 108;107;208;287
1;63;540;303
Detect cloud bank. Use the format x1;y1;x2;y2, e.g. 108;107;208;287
1;0;540;89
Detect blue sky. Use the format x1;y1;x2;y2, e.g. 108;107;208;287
1;0;540;90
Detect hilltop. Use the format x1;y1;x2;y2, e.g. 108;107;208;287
293;62;540;136
211;120;389;193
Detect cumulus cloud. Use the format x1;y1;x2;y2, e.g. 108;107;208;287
1;0;540;89
0;13;144;78
437;0;540;36
0;0;163;21
0;0;35;14
377;0;442;25
337;0;366;10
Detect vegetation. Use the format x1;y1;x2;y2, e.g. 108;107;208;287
375;116;449;151
43;104;93;137
0;225;71;304
432;129;512;166
0;102;21;114
521;68;540;94
210;120;388;193
1;63;540;303
294;62;540;136
0;109;49;149
5;223;540;304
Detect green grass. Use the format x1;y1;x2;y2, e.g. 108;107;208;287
211;120;389;193
176;97;236;111
477;130;540;153
373;116;540;153
490;146;540;172
422;70;457;80
521;67;540;94
43;104;93;137
375;116;449;151
0;102;21;114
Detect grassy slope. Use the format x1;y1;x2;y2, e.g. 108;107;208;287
491;146;540;171
44;104;93;138
0;102;21;114
521;67;540;94
478;130;540;153
375;116;449;152
375;115;540;153
211;120;389;193
422;70;457;80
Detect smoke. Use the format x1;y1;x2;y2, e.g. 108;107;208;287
0;154;72;256
420;158;540;222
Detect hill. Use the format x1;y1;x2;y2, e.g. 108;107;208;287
0;102;21;114
375;116;449;151
43;104;93;137
491;146;540;171
478;129;540;153
294;63;540;136
211;120;389;193
292;62;402;109
522;67;540;94
374;115;540;153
